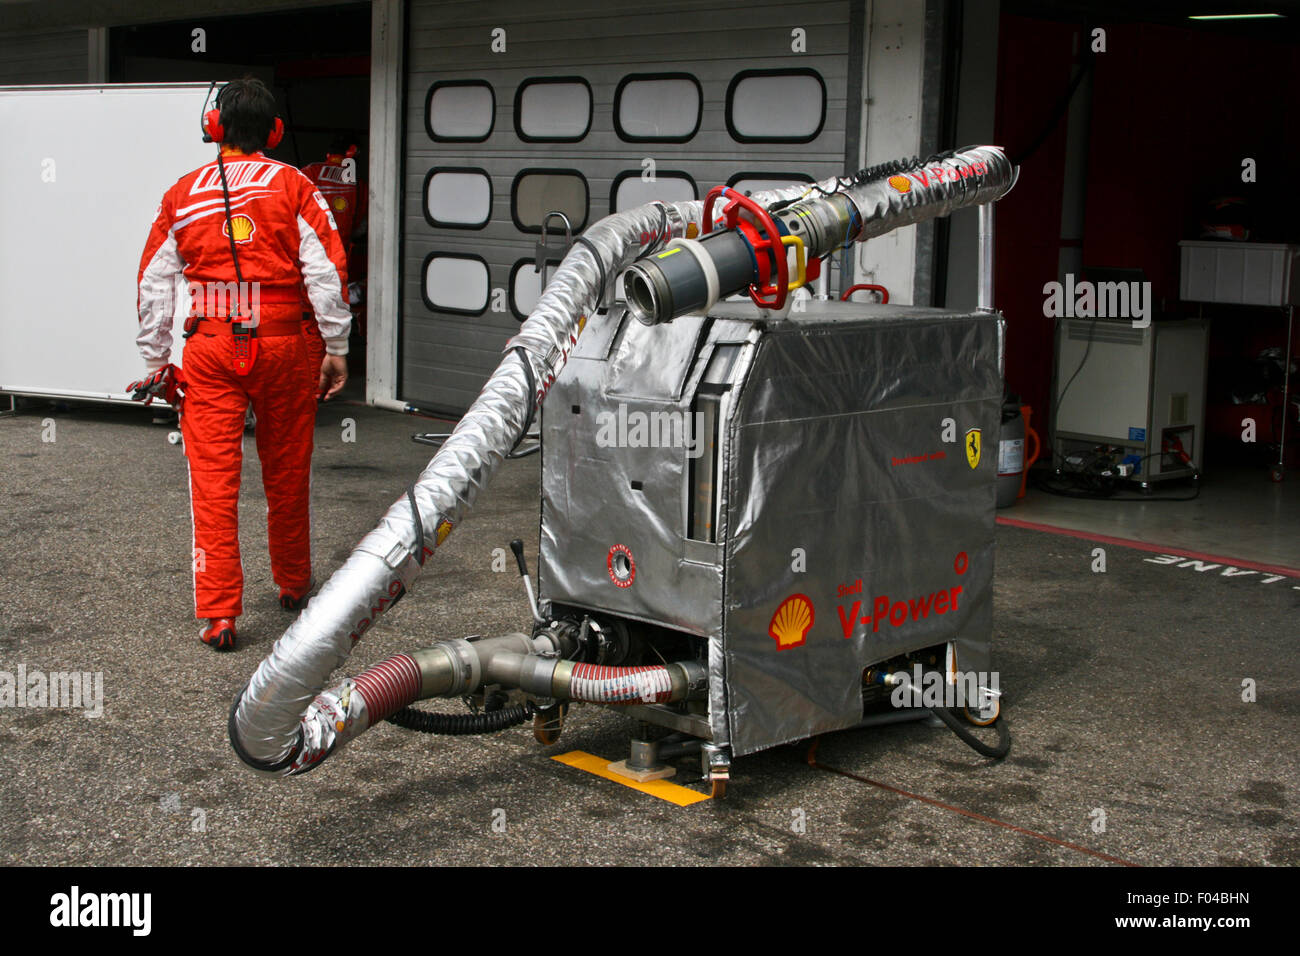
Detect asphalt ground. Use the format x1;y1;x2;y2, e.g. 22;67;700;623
1;392;1297;867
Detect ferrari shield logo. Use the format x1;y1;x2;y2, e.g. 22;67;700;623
965;428;982;469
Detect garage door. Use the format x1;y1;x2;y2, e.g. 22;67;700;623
403;0;855;414
0;30;88;84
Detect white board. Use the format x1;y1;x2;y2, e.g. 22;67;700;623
0;84;216;402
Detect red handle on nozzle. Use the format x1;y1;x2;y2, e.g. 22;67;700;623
701;186;792;311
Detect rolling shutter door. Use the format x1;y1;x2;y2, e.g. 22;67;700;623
403;0;854;414
0;31;88;84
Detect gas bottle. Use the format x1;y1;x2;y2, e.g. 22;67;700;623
996;403;1025;509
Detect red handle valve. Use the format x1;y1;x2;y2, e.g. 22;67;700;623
701;186;792;311
841;284;890;304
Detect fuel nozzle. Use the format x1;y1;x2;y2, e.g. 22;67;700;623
511;539;546;625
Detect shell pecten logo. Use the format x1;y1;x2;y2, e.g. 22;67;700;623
769;593;815;650
222;214;256;243
888;175;912;194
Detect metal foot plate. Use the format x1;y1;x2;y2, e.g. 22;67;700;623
607;759;677;783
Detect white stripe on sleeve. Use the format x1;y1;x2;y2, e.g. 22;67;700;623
137;230;186;365
297;213;352;348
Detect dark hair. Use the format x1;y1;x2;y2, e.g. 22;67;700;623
216;76;278;153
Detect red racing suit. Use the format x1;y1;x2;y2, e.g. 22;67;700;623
300;153;367;374
301;155;364;252
137;148;350;620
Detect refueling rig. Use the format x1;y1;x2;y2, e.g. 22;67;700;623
229;146;1018;796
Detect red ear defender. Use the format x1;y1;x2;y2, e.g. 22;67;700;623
203;108;225;143
265;117;284;150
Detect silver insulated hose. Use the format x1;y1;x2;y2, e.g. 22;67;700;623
622;145;1016;325
229;146;1017;775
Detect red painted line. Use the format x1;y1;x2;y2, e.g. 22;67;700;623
805;740;1139;866
996;516;1300;579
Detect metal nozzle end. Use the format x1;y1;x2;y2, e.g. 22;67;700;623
622;266;664;326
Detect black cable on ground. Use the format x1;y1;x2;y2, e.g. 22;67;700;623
387;702;536;735
1032;460;1202;502
929;707;1011;759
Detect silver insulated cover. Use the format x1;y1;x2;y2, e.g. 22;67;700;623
539;300;1002;756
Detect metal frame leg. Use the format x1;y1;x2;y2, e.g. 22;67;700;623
700;743;731;798
977;202;995;314
1276;305;1294;481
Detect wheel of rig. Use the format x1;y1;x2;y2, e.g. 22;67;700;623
710;777;728;800
963;697;1001;727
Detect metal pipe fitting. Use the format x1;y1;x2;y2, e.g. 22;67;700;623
230;619;706;774
623;232;755;325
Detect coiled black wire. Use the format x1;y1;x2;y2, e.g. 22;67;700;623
850;147;975;187
930;706;1011;759
387;702;536;735
852;155;919;185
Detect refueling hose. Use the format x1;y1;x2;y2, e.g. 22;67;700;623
566;662;676;704
930;707;1011;759
387;702;536;735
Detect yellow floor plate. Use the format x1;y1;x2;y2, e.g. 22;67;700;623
552;750;713;806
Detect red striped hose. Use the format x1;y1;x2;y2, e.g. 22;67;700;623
351;654;423;726
567;663;674;704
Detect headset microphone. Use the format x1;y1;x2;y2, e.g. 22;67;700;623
200;80;217;143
